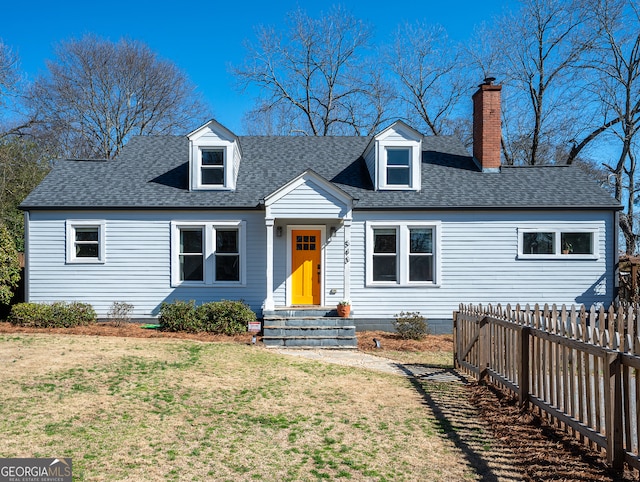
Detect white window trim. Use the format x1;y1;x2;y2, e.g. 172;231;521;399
193;145;234;191
66;220;106;264
366;221;440;287
517;227;599;260
171;221;246;287
377;140;421;191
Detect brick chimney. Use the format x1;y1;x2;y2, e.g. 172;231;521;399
472;77;502;172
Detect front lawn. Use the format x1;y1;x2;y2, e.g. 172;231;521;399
0;334;471;481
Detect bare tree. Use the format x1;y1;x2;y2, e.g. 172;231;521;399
0;40;17;107
233;6;390;136
587;0;640;253
28;35;207;159
388;23;467;136
0;40;36;139
469;0;595;165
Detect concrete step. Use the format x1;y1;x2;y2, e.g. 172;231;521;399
263;317;353;328
263;325;355;338
263;336;358;348
260;314;357;349
263;308;338;319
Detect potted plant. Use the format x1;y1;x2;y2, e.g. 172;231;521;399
336;300;351;318
562;242;573;254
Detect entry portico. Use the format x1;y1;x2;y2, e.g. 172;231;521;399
262;169;353;311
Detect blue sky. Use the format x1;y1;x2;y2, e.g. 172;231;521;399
2;0;517;134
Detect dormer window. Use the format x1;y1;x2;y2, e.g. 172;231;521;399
386;147;411;186
363;120;422;191
188;120;241;191
201;148;225;186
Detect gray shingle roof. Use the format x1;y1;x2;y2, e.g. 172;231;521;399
21;134;620;211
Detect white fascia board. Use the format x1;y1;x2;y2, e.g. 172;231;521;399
187;119;238;143
263;169;354;209
374;120;424;142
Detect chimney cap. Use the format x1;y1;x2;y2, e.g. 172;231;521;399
483;76;496;85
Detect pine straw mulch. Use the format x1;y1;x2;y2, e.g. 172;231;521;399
0;322;454;351
468;382;638;481
0;321;637;480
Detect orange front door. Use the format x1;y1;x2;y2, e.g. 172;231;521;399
291;229;321;305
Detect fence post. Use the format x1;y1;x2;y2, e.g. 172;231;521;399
518;326;530;408
479;316;489;382
604;352;624;472
453;311;459;369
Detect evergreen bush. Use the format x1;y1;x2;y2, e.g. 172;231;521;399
0;223;21;306
9;301;96;327
158;300;200;332
159;299;255;334
196;300;253;335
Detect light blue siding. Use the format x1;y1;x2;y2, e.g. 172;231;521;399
349;210;615;320
27;210;267;318
26;208;616;325
269;182;348;218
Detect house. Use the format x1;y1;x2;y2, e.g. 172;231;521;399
20;80;620;336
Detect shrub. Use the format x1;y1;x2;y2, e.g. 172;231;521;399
8;301;96;328
196;300;254;335
159;299;255;334
393;311;429;340
158;300;201;332
0;223;20;306
107;301;134;327
8;303;50;327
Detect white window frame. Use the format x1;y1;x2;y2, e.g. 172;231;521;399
177;225;206;283
194;146;232;190
379;143;419;191
66;220;106;264
517;228;599;260
384;147;412;187
366;221;440;287
171;221;246;287
199;148;226;187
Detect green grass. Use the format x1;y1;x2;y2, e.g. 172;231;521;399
0;334;476;481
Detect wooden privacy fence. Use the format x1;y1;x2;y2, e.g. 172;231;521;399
453;303;640;473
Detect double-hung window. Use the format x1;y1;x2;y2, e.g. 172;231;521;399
172;221;245;286
385;148;411;186
409;228;434;282
66;220;106;264
518;228;597;259
179;228;204;281
373;228;398;282
200;149;225;186
367;222;439;286
215;229;240;281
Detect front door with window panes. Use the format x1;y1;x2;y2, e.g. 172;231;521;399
291;230;321;305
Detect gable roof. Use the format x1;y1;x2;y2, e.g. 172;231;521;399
21;133;620;211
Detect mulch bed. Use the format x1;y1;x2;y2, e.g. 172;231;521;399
468;382;638;481
0;322;454;351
